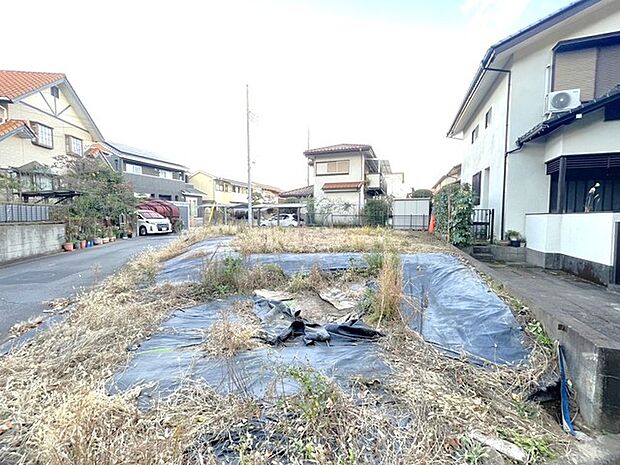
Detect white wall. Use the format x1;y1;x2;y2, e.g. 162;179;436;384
456;2;620;239
504;144;549;234
311;152;364;205
460;73;508;238
525;212;620;266
385;172;408;198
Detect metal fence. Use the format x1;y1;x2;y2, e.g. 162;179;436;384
0;203;67;223
305;213;429;230
472;208;494;242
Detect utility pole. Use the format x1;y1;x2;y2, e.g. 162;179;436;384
306;128;310;185
246;84;252;227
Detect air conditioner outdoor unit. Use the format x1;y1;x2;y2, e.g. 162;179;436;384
547;89;581;113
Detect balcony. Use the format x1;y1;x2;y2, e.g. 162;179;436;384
366;173;386;194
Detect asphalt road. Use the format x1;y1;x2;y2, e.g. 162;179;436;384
0;235;176;342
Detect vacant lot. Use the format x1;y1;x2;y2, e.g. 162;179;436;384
0;226;568;464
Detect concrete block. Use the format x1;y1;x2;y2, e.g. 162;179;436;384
0;223;64;263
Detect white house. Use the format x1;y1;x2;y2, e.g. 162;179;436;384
304;143;393;219
448;0;620;285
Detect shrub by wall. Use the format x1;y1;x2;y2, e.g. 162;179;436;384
433;184;473;247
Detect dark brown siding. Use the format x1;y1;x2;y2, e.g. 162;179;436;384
595;44;620;97
553;48;597;100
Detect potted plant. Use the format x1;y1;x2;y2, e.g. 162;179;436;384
505;230;522;247
78;233;87;249
62;240;74;252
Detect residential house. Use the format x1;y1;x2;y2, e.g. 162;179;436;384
384;171;409;198
448;0;620;286
253;182;282;204
189;171;249;205
189;171;282;205
279;185;314;201
0;70;103;199
304;143;391;218
94;142;206;217
431;164;461;194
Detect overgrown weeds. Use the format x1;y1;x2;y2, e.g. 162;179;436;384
367;253;403;326
0;226;569;464
203;305;261;358
199;256;287;297
232;227;449;255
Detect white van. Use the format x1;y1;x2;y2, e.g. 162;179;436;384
136;210;172;236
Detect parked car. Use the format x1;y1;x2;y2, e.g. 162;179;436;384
136;209;172;235
260;213;299;227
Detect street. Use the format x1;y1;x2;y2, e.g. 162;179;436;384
0;235;176;342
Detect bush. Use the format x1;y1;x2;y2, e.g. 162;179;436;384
433;184;473;247
362;199;390;226
410;189;432;198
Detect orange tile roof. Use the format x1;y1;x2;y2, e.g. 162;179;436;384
0;119;33;139
0;70;65;100
322;181;364;191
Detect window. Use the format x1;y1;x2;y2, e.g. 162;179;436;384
51;86;59;98
158;169;172;179
472;171;481;206
553;33;620;100
216;183;224;191
471;125;479;144
65;135;83;156
125;163;142;174
316;160;350;175
485;108;492;128
31;122;53;149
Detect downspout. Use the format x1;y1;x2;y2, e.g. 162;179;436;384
483;67;511;240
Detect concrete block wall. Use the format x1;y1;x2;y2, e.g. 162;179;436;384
0;223;65;263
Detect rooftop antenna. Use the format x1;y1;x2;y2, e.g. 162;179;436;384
246;84;252;227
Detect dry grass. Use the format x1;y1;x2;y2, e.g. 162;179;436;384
368;253;404;327
232;227;450;255
0;237;207;464
203;302;261;358
0;226;569;464
381;326;566;464
199;256;287;298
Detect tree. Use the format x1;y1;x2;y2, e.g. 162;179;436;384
362;198;391;226
0;171;20;202
411;189;432;198
433;183;473;247
54;153;135;237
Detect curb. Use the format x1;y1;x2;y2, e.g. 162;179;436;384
548;434;620;465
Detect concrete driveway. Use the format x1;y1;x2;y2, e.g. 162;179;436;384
0;235;176;342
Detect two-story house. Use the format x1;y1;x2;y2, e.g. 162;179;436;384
304;143;390;217
0;70;103;199
189;171;282;205
448;0;620;286
92;142;206;217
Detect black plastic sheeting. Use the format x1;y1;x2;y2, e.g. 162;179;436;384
109;295;389;404
156;239;528;366
400;254;527;365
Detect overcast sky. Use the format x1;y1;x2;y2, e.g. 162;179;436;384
4;0;569;191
